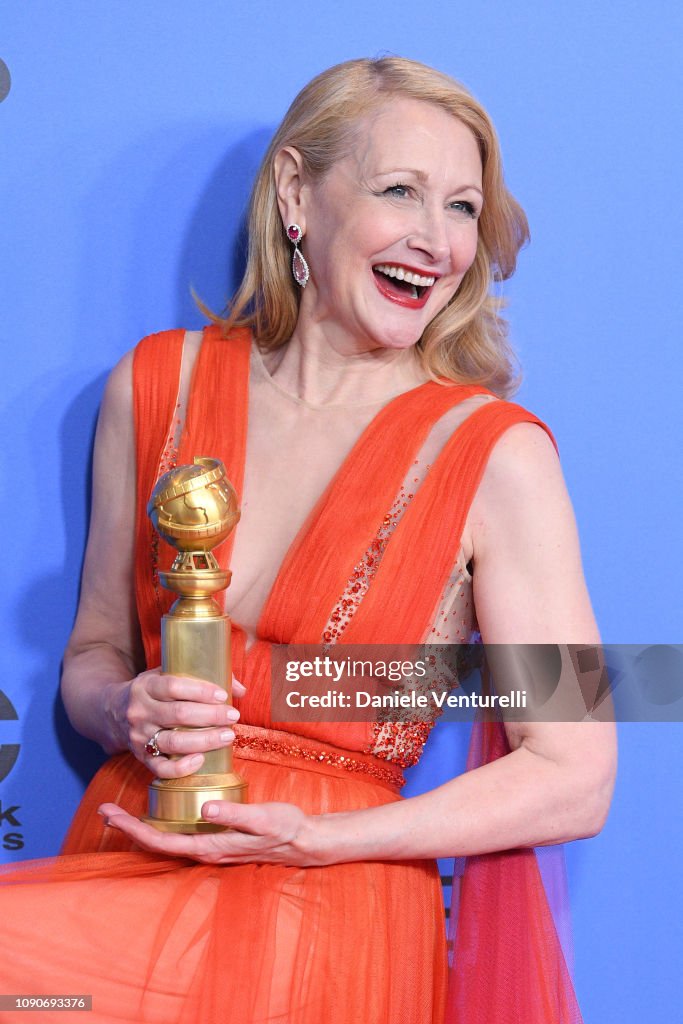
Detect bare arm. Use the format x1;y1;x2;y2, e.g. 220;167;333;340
305;423;617;862
62;351;241;775
62;351;142;753
102;422;616;863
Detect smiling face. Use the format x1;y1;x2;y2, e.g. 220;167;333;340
289;97;484;355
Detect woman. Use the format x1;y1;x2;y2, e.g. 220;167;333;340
1;57;615;1023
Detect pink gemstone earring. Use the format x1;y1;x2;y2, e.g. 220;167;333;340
286;223;310;288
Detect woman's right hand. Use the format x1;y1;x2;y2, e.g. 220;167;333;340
109;669;246;778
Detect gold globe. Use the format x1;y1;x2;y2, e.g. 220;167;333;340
147;457;240;553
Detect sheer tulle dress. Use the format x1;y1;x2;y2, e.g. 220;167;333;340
0;327;582;1023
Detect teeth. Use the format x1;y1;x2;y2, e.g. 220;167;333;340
375;264;436;288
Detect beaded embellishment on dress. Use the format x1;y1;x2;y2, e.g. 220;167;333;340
319;464;479;768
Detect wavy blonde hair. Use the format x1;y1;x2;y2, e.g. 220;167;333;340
211;56;529;397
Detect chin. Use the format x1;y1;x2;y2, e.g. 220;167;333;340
365;318;425;351
379;328;426;351
362;335;418;354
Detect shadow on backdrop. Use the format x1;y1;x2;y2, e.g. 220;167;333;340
175;127;274;325
49;127;274;788
13;375;106;833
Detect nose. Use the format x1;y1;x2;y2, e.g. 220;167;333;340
406;206;452;267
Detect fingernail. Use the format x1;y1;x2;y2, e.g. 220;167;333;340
203;803;219;818
189;754;203;767
213;690;229;702
226;708;240;722
219;729;234;743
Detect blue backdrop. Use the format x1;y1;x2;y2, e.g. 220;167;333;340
1;3;681;1022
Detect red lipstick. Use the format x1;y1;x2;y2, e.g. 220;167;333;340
372;268;433;309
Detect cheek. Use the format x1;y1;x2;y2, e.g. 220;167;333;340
451;226;479;274
307;218;359;277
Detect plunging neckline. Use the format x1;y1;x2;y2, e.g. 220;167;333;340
179;328;431;649
133;325;553;679
176;328;494;659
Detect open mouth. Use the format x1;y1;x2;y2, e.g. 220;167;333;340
372;263;437;308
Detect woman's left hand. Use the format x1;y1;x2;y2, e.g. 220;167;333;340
97;800;317;867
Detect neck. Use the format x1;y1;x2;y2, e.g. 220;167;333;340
261;327;428;407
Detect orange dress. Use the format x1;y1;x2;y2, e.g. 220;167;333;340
0;327;582;1024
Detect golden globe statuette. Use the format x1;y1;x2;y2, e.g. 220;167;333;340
143;457;247;833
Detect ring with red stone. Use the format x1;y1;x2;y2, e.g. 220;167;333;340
144;728;164;757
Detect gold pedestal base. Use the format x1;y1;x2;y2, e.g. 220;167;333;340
142;771;248;834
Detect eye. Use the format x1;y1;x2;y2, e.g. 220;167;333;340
449;199;478;219
382;183;412;199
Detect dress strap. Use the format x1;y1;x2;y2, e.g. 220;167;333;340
133;325;251;669
133;328;186;668
343;399;557;644
176;325;251;571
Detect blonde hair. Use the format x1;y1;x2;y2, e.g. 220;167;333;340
210;56;529;397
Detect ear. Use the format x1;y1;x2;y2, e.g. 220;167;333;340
273;146;308;233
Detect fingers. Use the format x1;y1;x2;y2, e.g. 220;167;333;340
98;801;284;863
151;699;239;731
98;804;201;856
143;672;231;708
201;800;269;834
124;668;247;770
97;800;309;866
201;801;303;847
156;724;236;758
141;724;239;778
96;802;235;860
135;671;245;729
142;671;246;704
231;675;247;698
148;751;206;780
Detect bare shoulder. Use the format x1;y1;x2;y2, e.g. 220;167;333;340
481;419;561;489
467;416;599;644
469;419;568;539
91;351;138;487
99;348;135;421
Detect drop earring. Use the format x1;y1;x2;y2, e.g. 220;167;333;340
286;224;309;288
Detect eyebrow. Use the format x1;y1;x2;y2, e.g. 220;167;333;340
376;168;483;198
